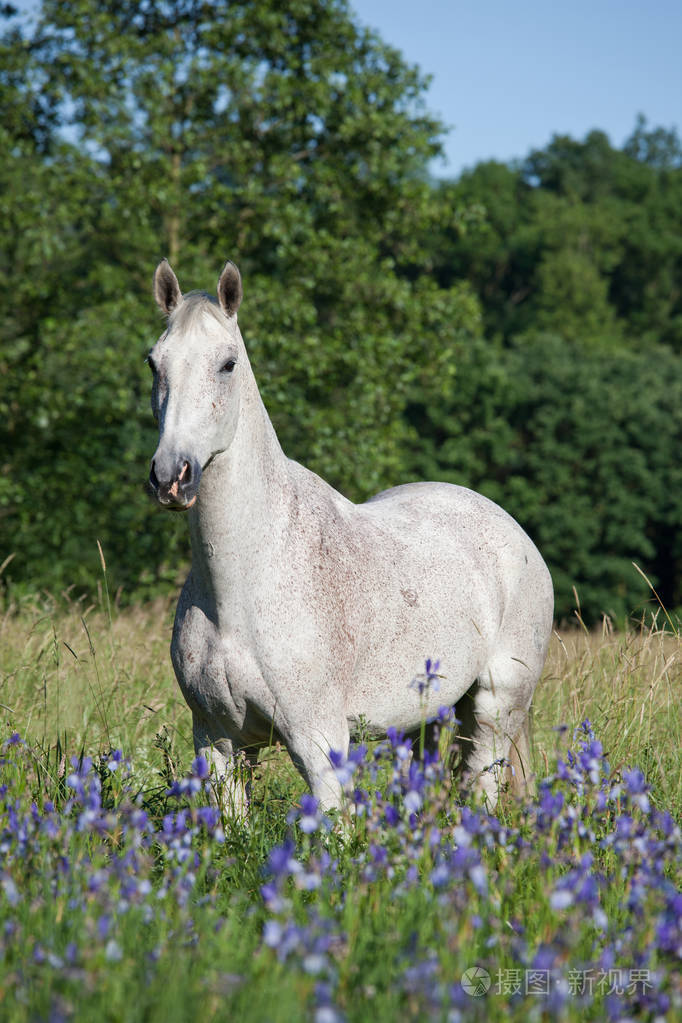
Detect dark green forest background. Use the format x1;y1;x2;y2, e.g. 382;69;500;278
2;0;682;624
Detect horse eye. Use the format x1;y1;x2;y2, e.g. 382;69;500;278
220;359;236;374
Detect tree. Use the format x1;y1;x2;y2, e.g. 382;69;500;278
406;334;682;623
522;127;682;350
426;127;682;351
0;0;481;599
624;114;682;171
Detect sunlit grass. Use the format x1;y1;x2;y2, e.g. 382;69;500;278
0;593;190;779
536;614;682;813
3;592;680;815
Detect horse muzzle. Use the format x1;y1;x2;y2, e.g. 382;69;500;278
149;455;202;511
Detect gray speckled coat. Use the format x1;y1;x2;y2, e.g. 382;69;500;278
147;260;554;814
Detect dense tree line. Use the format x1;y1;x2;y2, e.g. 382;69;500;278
1;0;681;624
428;121;682;350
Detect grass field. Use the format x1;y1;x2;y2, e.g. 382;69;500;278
0;589;680;1021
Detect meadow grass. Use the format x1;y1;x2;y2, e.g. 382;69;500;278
0;590;680;1022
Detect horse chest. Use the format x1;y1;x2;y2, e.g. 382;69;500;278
171;599;264;733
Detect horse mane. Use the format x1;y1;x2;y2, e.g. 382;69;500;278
169;290;232;335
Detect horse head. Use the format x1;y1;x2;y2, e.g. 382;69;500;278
148;259;244;510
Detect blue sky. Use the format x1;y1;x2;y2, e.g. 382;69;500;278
10;0;681;179
351;0;682;177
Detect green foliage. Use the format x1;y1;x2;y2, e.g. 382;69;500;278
1;2;681;624
434;125;682;350
0;0;480;599
409;123;682;621
407;334;682;622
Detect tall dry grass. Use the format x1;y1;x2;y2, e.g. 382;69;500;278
536;613;681;812
1;592;680;812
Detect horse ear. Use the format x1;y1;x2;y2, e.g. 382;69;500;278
153;259;182;316
217;260;243;317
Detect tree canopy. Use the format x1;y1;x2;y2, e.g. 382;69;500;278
2;1;681;624
1;0;480;598
430;124;682;351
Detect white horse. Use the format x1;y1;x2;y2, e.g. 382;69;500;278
148;259;554;815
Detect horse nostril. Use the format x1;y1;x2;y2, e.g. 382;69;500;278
179;460;191;485
150;460;160;490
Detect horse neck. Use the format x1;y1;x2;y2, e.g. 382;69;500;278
186;366;289;608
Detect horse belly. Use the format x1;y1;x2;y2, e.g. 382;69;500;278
348;590;494;733
345;484;546;733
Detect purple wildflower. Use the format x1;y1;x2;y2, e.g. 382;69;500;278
622;768;651;813
299;794;322;834
105;750;123;773
191;754;210;780
410;658;442;697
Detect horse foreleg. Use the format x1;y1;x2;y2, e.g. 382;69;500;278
283;716;350;814
192;713;255;819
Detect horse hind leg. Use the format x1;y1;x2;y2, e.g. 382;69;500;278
452;663;536;808
506;712;536;799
